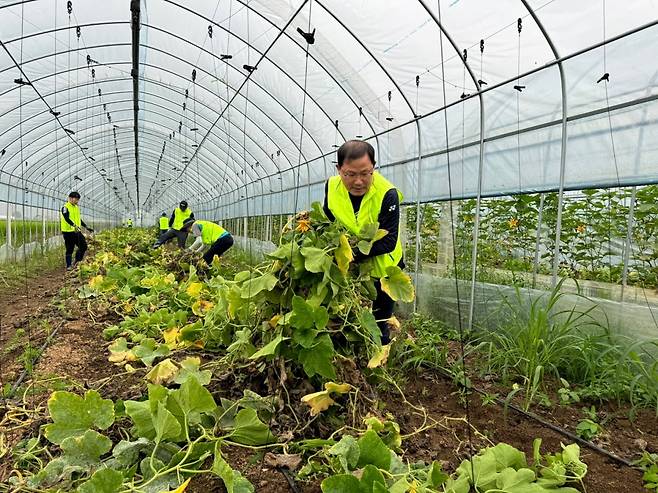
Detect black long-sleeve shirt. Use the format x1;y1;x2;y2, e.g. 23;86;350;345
169;210;195;228
323;180;402;264
61;207;88;229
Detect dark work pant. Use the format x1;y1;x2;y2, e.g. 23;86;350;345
158;228;168;239
373;279;395;344
203;234;234;265
154;228;188;249
62;231;87;268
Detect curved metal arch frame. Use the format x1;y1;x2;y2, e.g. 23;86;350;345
0;65;311;194
0;41;325;171
1;17;341;160
14;89;288;193
18;105;260;204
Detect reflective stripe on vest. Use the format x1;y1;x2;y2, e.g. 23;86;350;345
60;202;81;233
327;172;403;278
196;220;227;245
159;217;169;230
172;207;192;230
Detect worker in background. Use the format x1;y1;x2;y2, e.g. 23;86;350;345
182;218;234;266
323;140;403;345
153;200;194;249
60;191;94;270
158;212;169;238
126;218;133;228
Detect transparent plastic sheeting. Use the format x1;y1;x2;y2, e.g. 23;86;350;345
1;0;657;218
404;275;658;345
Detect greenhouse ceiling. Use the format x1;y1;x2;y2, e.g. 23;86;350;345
1;0;657;220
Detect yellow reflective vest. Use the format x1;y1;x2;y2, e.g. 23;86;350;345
172;207;192;230
159;217;169;230
60;202;81;233
196;220;228;245
327;172;403;278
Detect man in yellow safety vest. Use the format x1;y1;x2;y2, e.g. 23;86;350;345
323;140;404;344
157;212;169;238
126;218;133;228
181;218;234;266
153;200;194;249
60;191;94;270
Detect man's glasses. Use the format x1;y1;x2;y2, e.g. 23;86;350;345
340;170;374;179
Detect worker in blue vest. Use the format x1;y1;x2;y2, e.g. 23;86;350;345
60;191;94;270
323;140;403;344
181;218;234;266
153;200;194;249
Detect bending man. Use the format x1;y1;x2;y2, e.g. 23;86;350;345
60;191;94;270
182;218;234;266
154;200;194;249
323;140;403;344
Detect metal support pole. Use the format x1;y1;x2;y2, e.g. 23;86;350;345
620;186;637;301
532;193;545;288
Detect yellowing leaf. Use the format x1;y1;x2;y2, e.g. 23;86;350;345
269;314;281;328
367;344;391;369
192;300;214;317
300;391;335;416
89;275;104;289
324;382;351;394
388;316;401;331
301;382;351;416
334;234;353;274
160;478;191;493
163;327;180;348
380;266;415;303
146;358;179;385
122;301;134;314
108;338;137;365
125;363;136;373
186;282;203;299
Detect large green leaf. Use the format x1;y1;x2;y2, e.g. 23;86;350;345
124;385;168;440
327;435;360;472
212;442;255;493
240;273;278;298
44;390;115;445
60;429;113;464
360;464;386;489
168;376;217;427
249;335;288;360
173;356;212;386
226;408;274;446
298;334;336;379
321;474;361;492
380;266;415;302
356;430;391;470
133;338;171;366
300;247;331;273
290;296;329;332
153;401;181;444
78;468;124;493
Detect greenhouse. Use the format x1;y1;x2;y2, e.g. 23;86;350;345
0;0;657;491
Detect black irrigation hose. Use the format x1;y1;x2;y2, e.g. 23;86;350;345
278;467;301;493
430;367;637;469
8;325;60;398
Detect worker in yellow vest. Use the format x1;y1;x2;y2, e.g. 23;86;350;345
182;218;234;266
153;200;194;249
157;212;169;238
60;191;94;270
323;140;404;344
126;218;133;228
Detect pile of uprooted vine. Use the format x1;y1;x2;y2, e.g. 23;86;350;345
4;204;589;493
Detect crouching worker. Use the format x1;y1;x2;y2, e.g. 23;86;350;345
183;218;234;266
153;200;194;249
61;191;94;270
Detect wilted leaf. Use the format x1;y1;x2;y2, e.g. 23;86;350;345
380;266;415;302
367;344;390;369
146;358;179;385
192;299;214;317
186;282;203;299
264;453;302;471
334;234;353;274
108;337;137;364
300;391;335;416
134;338;171;367
163;327;180;348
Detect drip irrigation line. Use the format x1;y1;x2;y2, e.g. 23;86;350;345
429;366;637;469
278;467;301;493
8;325;61;398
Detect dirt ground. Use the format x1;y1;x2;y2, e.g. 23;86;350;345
0;269;654;492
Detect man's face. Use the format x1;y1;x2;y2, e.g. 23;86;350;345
180;204;187;211
69;197;79;205
338;154;374;197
